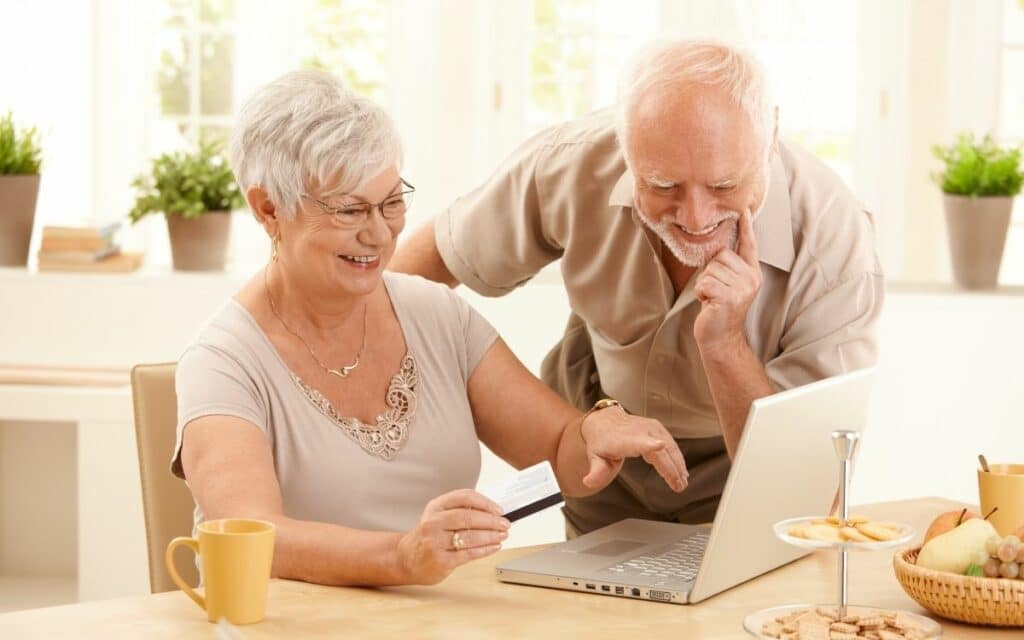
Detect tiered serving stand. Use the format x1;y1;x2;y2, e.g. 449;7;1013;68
742;431;943;639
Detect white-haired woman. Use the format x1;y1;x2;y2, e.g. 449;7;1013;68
171;70;688;587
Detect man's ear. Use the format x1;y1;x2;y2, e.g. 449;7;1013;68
246;185;279;238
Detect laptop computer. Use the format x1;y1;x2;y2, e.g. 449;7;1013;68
495;368;876;604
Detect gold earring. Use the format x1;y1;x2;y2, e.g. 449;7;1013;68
271;237;279;262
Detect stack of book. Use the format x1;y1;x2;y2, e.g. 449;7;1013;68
37;222;143;272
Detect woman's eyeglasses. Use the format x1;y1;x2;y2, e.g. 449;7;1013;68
302;178;415;228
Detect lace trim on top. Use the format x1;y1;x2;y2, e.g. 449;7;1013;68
291;353;419;461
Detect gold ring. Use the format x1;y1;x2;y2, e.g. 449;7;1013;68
451;531;464;551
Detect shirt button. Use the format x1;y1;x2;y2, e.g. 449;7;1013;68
650;393;665;403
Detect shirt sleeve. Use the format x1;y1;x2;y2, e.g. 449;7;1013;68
764;270;884;391
434;129;564;297
170;343;269;479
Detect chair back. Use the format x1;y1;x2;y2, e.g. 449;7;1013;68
130;363;198;593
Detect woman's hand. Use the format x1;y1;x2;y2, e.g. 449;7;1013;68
580;407;688;493
396;489;511;585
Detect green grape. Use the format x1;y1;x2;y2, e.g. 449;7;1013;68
983;558;1001;577
986;535;1001;556
999;561;1020;579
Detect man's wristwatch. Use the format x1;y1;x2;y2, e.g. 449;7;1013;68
583;398;622;420
580;399;623;446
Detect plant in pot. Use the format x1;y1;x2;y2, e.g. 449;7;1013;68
129;141;244;271
933;133;1023;289
0;111;43;266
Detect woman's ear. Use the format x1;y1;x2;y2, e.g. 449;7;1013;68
246;185;279;238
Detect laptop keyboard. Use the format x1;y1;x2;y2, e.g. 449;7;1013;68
603;531;709;584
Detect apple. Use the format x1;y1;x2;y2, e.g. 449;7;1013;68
922;508;980;545
917;518;998;574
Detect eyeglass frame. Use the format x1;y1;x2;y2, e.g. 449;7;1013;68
300;177;415;227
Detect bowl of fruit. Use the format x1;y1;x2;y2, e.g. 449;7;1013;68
893;508;1024;626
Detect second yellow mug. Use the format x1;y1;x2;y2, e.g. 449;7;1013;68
165;518;275;624
978;464;1024;536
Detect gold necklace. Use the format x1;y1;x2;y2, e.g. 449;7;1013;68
264;265;368;379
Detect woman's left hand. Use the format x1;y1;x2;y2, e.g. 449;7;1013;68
580;407;688;492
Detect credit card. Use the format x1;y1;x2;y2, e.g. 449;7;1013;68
479;460;564;522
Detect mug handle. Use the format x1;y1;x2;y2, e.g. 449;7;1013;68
165;536;206;611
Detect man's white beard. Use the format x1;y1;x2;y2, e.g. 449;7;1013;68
637;209;739;268
635;169;770;268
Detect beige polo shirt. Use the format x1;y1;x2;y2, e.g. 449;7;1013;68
435;108;883;440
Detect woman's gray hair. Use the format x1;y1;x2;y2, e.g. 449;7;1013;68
616;39;775;161
230;69;403;218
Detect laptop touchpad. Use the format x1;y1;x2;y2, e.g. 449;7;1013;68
577;540;646;556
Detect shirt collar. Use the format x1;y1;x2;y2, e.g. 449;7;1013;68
608;153;795;273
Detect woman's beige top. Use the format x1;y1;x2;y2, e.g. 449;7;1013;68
171;272;498;534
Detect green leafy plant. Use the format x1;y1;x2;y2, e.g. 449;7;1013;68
129;141;243;222
0;111;42;175
932;133;1023;197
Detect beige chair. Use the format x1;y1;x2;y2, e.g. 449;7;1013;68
130;362;199;593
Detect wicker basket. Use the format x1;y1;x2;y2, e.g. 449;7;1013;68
893;547;1024;626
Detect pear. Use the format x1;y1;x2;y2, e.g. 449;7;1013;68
923;508;979;545
917;518;998;574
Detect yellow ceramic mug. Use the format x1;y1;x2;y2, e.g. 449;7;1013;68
165;519;275;624
978;465;1024;536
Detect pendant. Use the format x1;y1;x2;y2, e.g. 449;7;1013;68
327;360;358;378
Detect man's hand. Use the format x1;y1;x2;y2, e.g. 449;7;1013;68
579;407;688;493
693;209;762;354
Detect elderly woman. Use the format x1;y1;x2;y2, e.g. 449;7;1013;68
171;70;687;587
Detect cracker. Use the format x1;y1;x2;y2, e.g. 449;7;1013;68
840;526;873;542
816;607;839;620
857;616;886;629
805;524;844;542
854;522;900;541
797;615;831;640
830;621;860;634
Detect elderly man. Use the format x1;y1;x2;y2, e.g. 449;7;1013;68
391;39;883;536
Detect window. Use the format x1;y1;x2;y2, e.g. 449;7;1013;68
301;0;392;104
154;0;237;149
525;0;658;134
743;1;859;187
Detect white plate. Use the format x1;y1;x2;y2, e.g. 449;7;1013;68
774;516;915;551
743;603;942;639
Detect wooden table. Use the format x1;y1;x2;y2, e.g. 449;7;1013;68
0;498;1010;638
